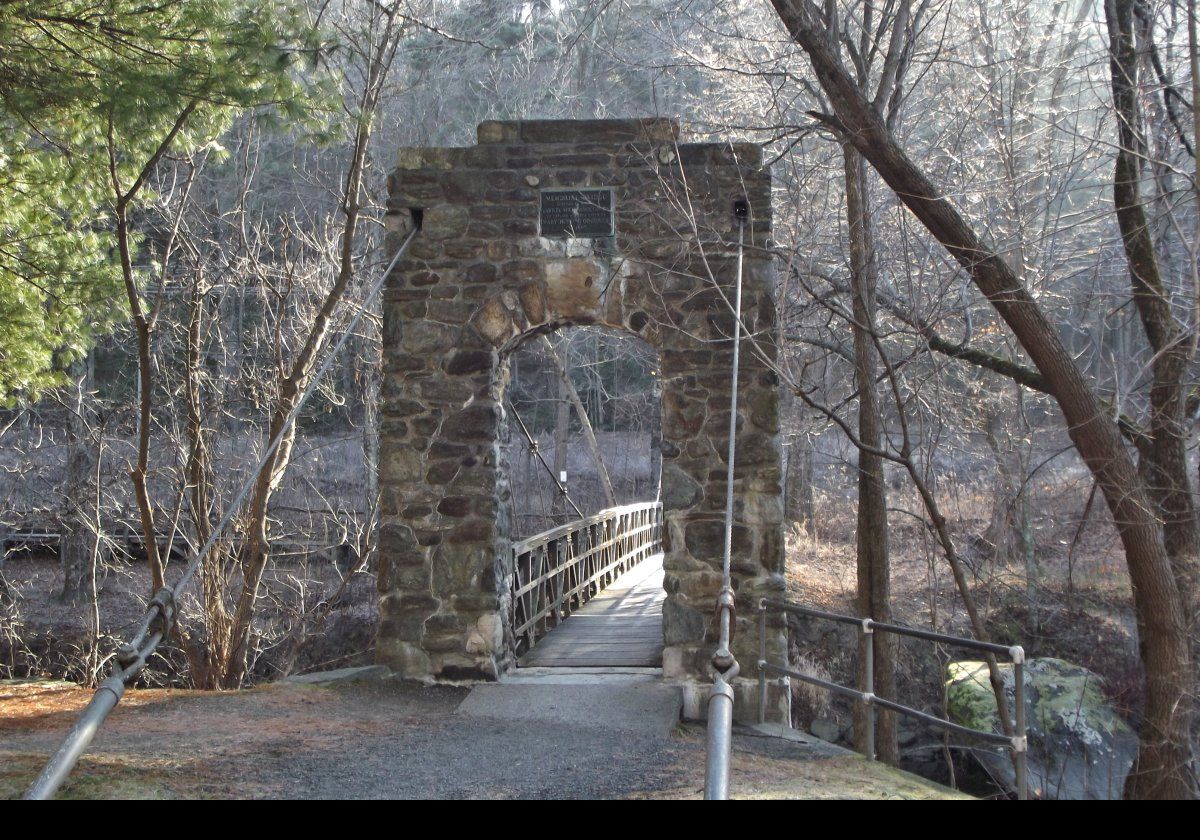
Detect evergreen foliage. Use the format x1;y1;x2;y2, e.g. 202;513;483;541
0;0;324;401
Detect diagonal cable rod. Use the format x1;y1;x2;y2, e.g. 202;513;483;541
23;221;422;800
506;399;585;519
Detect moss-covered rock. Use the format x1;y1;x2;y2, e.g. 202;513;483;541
946;657;1136;799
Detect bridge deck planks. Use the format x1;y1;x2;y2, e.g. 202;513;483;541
518;552;665;668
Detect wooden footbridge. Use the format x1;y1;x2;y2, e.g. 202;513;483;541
509;502;665;668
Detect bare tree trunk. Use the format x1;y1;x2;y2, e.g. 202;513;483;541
785;432;816;531
983;401;1039;630
107;103;198;596
1108;0;1200;645
541;334;616;509
769;0;1195;798
981;410;1016;568
0;532;9;604
553;373;570;523
363;330;382;572
181;276;230;689
222;6;405;687
844;144;898;764
59;353;97;605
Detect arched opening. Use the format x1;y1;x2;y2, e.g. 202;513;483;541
502;326;661;536
498;326;664;667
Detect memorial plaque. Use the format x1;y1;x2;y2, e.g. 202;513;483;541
539;188;615;238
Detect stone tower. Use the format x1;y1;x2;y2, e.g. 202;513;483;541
377;119;786;716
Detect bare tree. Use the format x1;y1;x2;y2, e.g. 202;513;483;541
768;0;1196;798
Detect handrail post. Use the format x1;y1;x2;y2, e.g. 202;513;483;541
751;596;1032;801
1013;647;1028;800
758;601;768;725
861;618;875;762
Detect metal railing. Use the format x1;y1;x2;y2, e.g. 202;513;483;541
510;501;662;659
757;598;1029;800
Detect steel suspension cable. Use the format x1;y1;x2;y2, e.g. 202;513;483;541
704;203;748;800
23;221;423;800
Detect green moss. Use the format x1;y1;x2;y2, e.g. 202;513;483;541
946;656;1137;797
1;753;203;800
945;661;1001;731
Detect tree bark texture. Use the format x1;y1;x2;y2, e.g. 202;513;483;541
769;0;1195;797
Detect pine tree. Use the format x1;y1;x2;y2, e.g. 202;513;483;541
0;0;324;401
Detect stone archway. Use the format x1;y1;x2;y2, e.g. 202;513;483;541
376;119;785;712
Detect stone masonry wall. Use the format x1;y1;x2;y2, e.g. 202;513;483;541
377;118;786;707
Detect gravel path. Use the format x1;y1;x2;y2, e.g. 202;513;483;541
1;677;970;799
2;677;691;799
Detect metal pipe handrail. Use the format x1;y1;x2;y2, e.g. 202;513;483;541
759;663;1014;748
759;598;1020;658
510;521;658;587
757;597;1029;800
512;538;658;637
512;524;658;601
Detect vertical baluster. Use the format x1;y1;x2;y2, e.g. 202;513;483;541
526;547;539;651
552;535;563;626
587;522;595;601
567;526;576;613
612;514;619;582
607;515;614;585
620;512;626;574
615;513;622;579
513;548;522;655
556;542;566;628
594;519;602;596
538;543;550;642
567;530;575;617
519;548;527;652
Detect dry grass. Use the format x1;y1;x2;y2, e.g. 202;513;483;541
0;679;407;799
0;752;219;800
0;680;185;735
0;681;973;800
636;727;973;800
784;473;1142;718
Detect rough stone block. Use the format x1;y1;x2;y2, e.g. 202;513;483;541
422;205;470;240
663;598;707;645
471;298;514;346
477;121;519;144
376;640;432;679
395;148;455;171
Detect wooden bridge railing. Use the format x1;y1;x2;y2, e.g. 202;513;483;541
510;501;663;658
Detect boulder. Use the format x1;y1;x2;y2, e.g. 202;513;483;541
946;657;1137;799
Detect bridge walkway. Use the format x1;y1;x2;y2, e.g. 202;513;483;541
518;551;665;668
